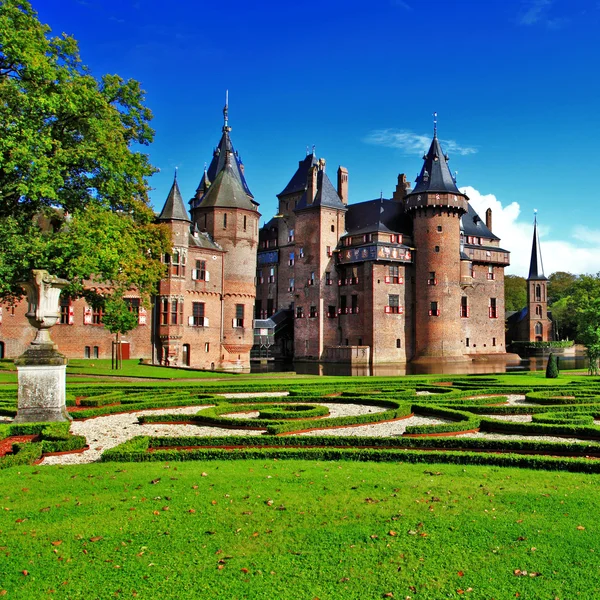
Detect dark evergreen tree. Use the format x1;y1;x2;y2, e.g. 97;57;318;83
546;353;559;379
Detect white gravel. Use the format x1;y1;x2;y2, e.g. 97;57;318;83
39;405;262;466
461;431;598;445
223;403;387;420
479;414;533;423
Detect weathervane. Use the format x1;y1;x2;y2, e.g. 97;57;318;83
433;111;438;138
223;90;230;132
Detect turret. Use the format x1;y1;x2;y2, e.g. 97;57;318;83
404;119;469;361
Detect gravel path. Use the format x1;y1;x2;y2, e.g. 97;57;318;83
224;403;388;420
39;405;261;466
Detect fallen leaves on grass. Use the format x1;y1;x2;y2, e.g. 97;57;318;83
577;525;585;530
51;541;62;546
90;536;103;542
513;569;541;577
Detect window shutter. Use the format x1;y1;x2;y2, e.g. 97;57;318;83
205;271;210;282
192;269;198;280
188;316;195;326
68;305;74;325
204;317;209;327
84;306;92;324
0;307;3;324
385;306;391;314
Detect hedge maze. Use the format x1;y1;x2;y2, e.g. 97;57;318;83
5;375;600;471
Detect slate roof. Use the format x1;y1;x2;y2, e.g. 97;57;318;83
460;202;500;241
278;154;319;197
408;135;462;196
189;229;222;250
345;199;412;237
157;177;190;222
528;216;547;280
506;307;528;324
196;158;257;212
295;169;346;212
192;168;211;202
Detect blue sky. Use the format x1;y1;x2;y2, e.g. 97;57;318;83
37;0;600;276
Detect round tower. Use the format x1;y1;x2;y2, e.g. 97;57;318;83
404;127;469;361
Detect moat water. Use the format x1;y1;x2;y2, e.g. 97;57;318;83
251;355;589;377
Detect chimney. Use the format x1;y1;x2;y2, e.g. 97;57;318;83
392;173;410;202
486;208;492;232
318;157;326;172
337;166;348;205
307;165;317;205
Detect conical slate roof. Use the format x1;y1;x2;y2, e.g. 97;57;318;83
158;177;190;222
528;215;547;280
205;130;253;199
408;136;461;196
278;153;319;197
197;156;256;211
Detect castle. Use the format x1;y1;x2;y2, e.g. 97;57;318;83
0;105;542;369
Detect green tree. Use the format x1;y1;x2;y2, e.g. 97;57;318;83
548;271;577;304
504;274;527;312
545;353;559;378
102;294;140;370
0;0;169;302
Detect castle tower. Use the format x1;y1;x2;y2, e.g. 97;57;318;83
189;98;260;369
526;213;550;342
293;160;347;359
156;173;191;365
404;123;469;360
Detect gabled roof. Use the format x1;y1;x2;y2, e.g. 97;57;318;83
461;202;500;241
189;228;222;250
278;153;319;197
408;135;461;196
196;158;257;212
295;169;346;212
528;215;547;280
346;198;412;237
158;177;190;222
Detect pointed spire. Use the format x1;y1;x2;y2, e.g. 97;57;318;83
528;210;547;280
433;111;438;138
223;89;230;132
158;173;190;222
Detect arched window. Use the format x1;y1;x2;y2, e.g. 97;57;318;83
535;322;543;335
223;213;227;229
535;305;542;316
535;285;541;301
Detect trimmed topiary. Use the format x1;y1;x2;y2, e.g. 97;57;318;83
546;353;559;379
258;404;329;420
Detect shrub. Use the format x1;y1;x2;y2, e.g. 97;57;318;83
546;353;559;379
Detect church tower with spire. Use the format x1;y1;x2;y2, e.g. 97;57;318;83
526;213;550;342
404;118;470;360
189;96;260;369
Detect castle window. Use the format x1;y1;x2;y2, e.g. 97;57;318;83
243;215;247;231
434;246;440;253
160;298;169;325
299;247;305;258
204;214;207;229
84;346;90;358
535;322;543;336
205;342;210;353
289;252;295;266
325;272;332;286
493;337;496;346
437;225;442;232
396;339;401;348
340;295;347;314
327;305;336;318
92;306;103;325
233;304;244;328
191;302;207;326
326;246;332;257
171;299;183;325
223;214;227;229
385;294;402;314
385;265;402;285
289;277;295;292
59;296;73;325
255;300;262;319
267;298;274;316
171;251;182;276
309;272;316;285
351;295;358;314
429;301;439;317
288;229;295;242
358;338;363;345
487;265;495;280
428;271;437;285
193;260;207;281
535;284;542;301
93;346;99;359
535;304;542;316
466;338;470;347
489;298;498;319
257;269;264;284
309;305;317;318
331;225;335;232
460;296;469;318
296;306;304;319
268;267;275;283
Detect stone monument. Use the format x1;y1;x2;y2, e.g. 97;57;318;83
14;269;70;422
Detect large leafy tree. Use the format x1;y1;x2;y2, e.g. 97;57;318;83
0;0;169;301
504;274;527;312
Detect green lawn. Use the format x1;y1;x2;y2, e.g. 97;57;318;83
1;460;600;599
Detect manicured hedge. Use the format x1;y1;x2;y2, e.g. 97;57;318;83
258;404;329;420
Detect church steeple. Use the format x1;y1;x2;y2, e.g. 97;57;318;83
158;172;190;222
528;212;547;280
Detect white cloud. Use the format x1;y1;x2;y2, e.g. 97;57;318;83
461;186;600;277
391;0;411;9
518;0;552;25
364;129;477;156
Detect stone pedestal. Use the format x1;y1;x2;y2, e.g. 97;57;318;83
15;351;69;422
15;269;70;423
